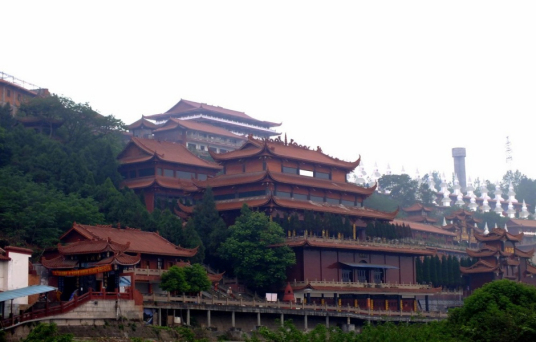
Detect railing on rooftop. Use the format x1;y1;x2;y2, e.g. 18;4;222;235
157;114;278;133
0;71;41;90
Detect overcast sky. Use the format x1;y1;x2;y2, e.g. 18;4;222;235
3;1;535;183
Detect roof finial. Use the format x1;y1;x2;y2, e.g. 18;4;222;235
284;133;287;146
484;222;489;235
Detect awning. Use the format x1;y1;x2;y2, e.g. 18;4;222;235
340;262;399;270
0;285;57;302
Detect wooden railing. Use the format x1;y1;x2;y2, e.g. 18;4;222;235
291;279;433;290
0;288;132;330
143;293;448;320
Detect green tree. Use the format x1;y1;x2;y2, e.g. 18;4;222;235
160;265;189;294
219;204;296;291
189;187;227;265
448;279;536;342
184;263;211;293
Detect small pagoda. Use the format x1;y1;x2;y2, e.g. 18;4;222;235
401;203;437;224
461;227;536;290
441;209;481;246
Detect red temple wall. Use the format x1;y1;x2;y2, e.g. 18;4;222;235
245;159;263;172
320;250;338;281
385;255;400;283
265;158;281;171
331;169;346;183
225;163;243;174
302;249;322;281
290;248;418;284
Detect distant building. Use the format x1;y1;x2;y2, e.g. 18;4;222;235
128;99;281;157
0;71;49;114
117;137;222;212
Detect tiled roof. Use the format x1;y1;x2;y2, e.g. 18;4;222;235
94;253;141;266
192;169;375;196
268;170;375;196
60;223;198;257
0;78;38;96
147;99;281;127
4;246;33;255
154;118;247;140
524;263;536;275
178;196;272;214
460;259;499;274
465;246;499;258
41;255;78;269
122;176;198;191
284;237;435;256
208;273;224;283
394;220;456;237
118;137;222;170
58;240;130;255
272;196;396;220
210;136;361;171
127;118;159;130
474;228;523;242
402;203;434;212
507;218;536;229
401;216;438;224
192;171;268;188
514;247;534;258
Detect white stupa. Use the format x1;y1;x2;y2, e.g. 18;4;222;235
493;182;504;216
519;200;529;219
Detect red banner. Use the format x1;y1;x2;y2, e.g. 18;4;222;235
52;264;112;277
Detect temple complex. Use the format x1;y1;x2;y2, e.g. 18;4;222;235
117;137;222;212
176;135;440;311
461;227;536;290
41;223;199;300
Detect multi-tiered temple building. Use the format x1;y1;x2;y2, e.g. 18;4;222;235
461;227;536;290
128;99;281;157
176;135;440;311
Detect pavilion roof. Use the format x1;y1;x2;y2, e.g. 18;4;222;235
122;176;198;191
127;117;159;130
94;253;141;266
465;245;499;258
117;137;222;170
445;209;481;222
178;194;396;221
524;263;536;276
402;203;434;212
146;99;281;127
153;118;247;140
41;255;79;269
474;228;523;243
514;247;535;258
460;260;499;274
209;136;361;171
57;239;130;255
191;169;376;196
283;237;435;256
399;216;438;224
393;220;456;237
60;223;198;257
